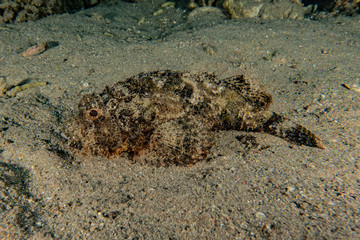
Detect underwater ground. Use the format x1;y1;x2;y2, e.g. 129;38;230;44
0;1;359;239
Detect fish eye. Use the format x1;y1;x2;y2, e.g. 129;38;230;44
89;109;98;117
85;108;103;120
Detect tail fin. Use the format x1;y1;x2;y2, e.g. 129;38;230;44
261;112;325;149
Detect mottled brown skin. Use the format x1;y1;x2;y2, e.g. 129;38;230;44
65;70;324;166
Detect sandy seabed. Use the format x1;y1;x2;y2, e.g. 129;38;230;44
0;1;359;239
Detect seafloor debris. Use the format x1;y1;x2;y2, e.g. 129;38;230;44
342;80;360;93
21;43;48;57
64;70;324;166
13;81;48;93
0;0;100;23
0;76;8;96
202;43;216;55
0;76;48;97
189;0;310;19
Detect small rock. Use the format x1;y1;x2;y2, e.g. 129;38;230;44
187;6;225;22
255;211;266;220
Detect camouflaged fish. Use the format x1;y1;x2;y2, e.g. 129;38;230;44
64;70;324;166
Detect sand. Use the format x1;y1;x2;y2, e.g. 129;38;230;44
0;1;359;239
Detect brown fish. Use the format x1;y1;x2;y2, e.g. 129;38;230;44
64;70;324;166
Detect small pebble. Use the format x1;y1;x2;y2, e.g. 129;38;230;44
255;212;266;220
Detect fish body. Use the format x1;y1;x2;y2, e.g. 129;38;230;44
65;70;324;166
